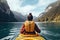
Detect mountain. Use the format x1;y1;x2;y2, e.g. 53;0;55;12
33;16;38;22
0;0;17;22
12;11;26;22
0;0;26;22
38;1;60;22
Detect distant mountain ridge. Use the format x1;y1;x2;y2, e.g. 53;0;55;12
12;11;26;22
38;1;60;22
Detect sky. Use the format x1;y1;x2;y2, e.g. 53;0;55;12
6;0;57;17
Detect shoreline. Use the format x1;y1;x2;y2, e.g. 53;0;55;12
38;21;60;23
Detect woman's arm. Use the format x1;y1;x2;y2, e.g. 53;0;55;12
35;24;41;33
20;24;25;33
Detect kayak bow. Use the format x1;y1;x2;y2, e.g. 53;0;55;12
15;34;45;40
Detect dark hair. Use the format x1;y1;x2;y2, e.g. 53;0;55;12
29;13;32;15
27;13;33;21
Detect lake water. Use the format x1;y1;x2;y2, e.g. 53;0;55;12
0;22;60;40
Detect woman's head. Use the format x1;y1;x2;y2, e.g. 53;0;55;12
29;13;32;15
27;13;33;21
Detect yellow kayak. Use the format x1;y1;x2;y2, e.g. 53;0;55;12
15;34;45;40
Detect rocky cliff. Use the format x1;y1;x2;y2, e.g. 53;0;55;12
38;1;60;22
0;0;26;22
0;0;17;22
